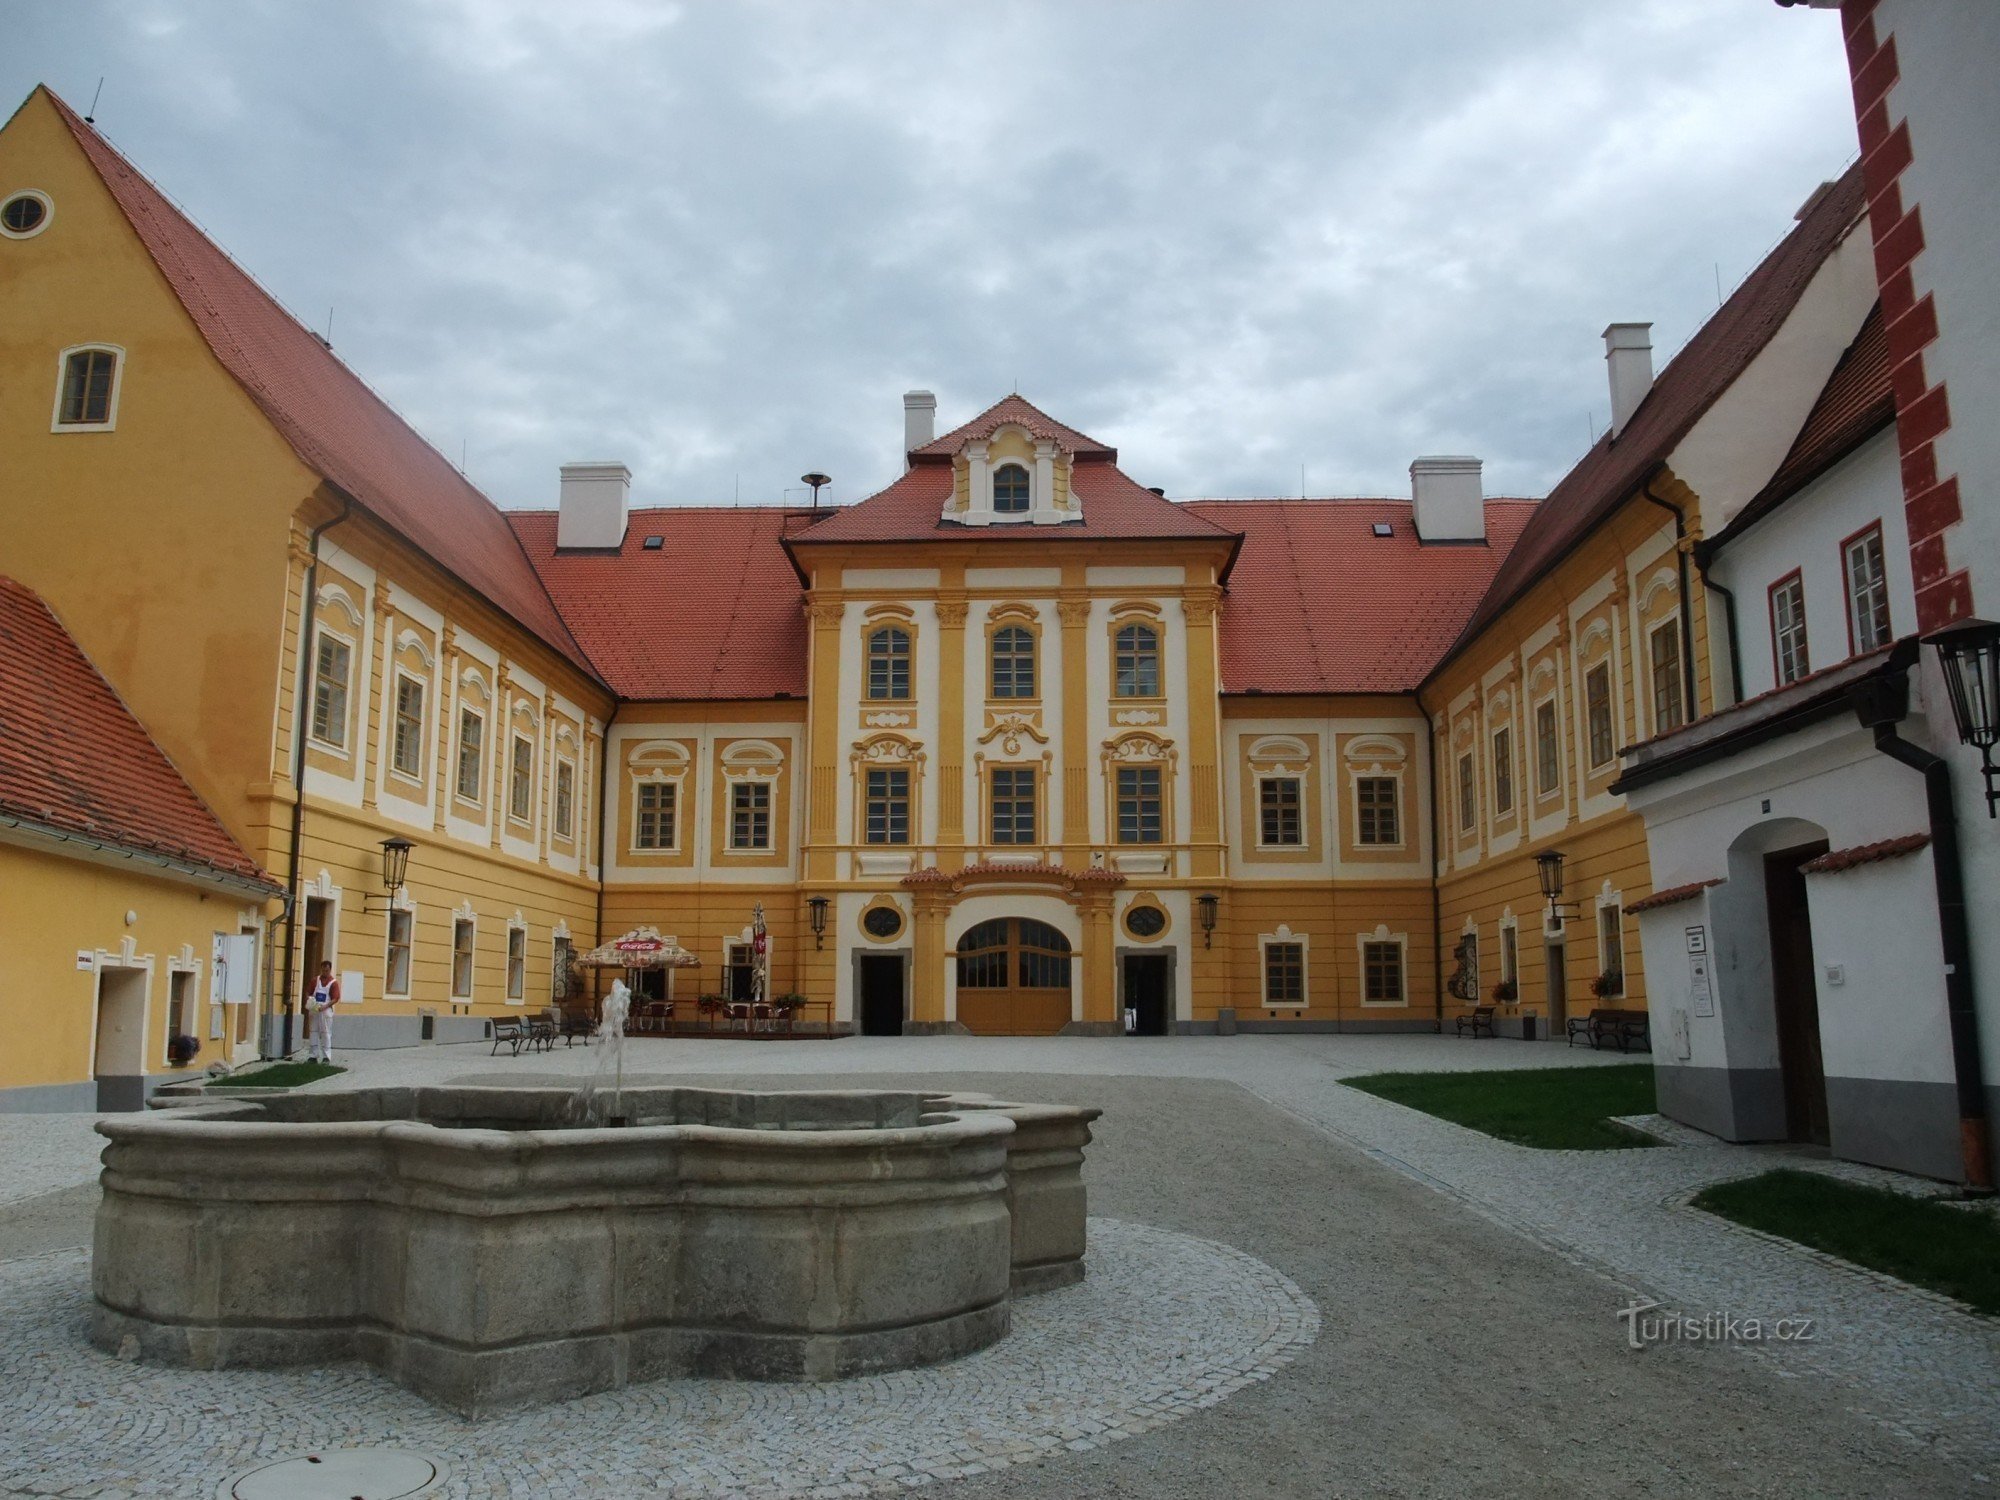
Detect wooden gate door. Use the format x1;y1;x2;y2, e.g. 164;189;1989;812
955;919;1073;1036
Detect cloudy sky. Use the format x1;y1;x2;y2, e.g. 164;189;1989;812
9;2;1860;510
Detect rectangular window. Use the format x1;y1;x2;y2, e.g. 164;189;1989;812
1114;624;1161;698
1362;941;1405;1005
509;736;534;822
990;766;1037;845
635;781;676;849
451;919;474;999
866;767;912;845
1650;622;1685;734
1116;766;1163;844
1597;903;1625;994
1844;524;1892;654
866;627;912;701
989;626;1036;699
506;926;526;1001
311;634;350;747
1356;776;1399;846
1259;777;1303;847
1263;942;1305;1006
730;781;772;850
1535;698;1560;797
1459;928;1480;993
1500;923;1519;988
165;971;193;1061
1491;727;1514;816
554;761;574;839
59;348;117;425
455;709;484;802
1585;663;1615;768
391;674;425;777
385;909;413;997
1456;753;1476;833
1770;572;1810;686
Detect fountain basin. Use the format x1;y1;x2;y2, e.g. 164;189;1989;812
91;1086;1098;1414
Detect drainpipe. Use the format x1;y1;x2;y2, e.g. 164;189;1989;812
1637;476;1699;716
1425;702;1445;1034
1690;538;1744;707
273;496;352;1058
592;704;617;1011
1851;656;1993;1190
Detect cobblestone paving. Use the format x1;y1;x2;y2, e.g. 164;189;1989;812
0;1218;1314;1499
0;1114;105;1207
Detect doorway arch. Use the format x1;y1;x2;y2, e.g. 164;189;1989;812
954;918;1073;1035
1724;817;1833;1144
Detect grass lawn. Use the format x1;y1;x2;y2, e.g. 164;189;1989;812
1343;1063;1659;1150
213;1060;345;1089
1693;1168;2000;1315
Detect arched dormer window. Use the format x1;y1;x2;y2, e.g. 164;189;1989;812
992;463;1030;514
1114;623;1160;698
866;625;912;700
53;345;122;429
990;625;1036;698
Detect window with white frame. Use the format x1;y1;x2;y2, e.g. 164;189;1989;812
455;709;484;802
1534;698;1560;797
989;625;1036;698
1115;765;1164;844
730;781;772;850
1843;524;1892;655
1500;920;1519;990
1491;727;1514;816
55;346;120;427
993;463;1031;514
1770;572;1810;686
311;633;351;748
635;780;676;849
1263;940;1306;1007
506;925;526;1001
1356;775;1399;845
1649;621;1685;733
509;735;534;823
866;767;912;845
1259;776;1303;847
1361;938;1405;1005
1596;899;1625;995
1584;662;1615;768
866;626;912;700
384;908;413;997
391;674;425;777
1456;752;1476;833
1459;926;1479;995
554;760;574;839
1114;623;1161;698
989;766;1036;845
451;917;475;999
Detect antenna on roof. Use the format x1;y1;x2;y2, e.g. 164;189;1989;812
320;306;334;349
85;78;104;124
1300;463;1306;500
460;438;468;475
802;473;832;513
1714;262;1724;308
1586;411;1598;446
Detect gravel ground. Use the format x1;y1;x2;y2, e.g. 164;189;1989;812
3;1037;1995;1496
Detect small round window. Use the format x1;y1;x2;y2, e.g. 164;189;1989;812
1;191;51;239
1124;904;1167;939
862;905;905;941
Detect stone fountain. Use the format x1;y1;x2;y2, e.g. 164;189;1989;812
91;1077;1097;1415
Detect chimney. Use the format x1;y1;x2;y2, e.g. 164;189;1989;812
1410;456;1484;542
556;462;631;550
1603;323;1653;438
903;390;936;463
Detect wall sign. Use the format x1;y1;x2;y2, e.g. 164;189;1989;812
1684;925;1708;955
75;950;95;972
1689;955;1715;1018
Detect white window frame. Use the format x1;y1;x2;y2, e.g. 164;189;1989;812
455;707;486;804
1594;886;1626;998
309;627;355;752
1770;572;1810;687
390;671;427;781
505;917;527;1005
554;757;575;840
450;911;476;1002
383;901;415;999
508;733;535;825
1532;694;1563;800
1842;524;1893;655
1647;617;1685;735
1258;925;1309;1009
1349;767;1404;850
632;775;680;853
1356;926;1409;1008
1255;772;1306;850
727;777;774;852
1;189;54;241
1490;725;1514;818
51;343;126;432
1458;920;1480;996
1498;912;1520;991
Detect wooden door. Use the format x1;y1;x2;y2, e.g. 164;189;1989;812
1766;842;1831;1145
955;919;1073;1036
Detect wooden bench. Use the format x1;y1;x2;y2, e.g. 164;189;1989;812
558;1010;597;1047
490;1018;529;1056
1455;1005;1497;1039
1568;1007;1651;1052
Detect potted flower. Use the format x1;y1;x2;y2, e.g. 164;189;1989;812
1491;979;1518;1004
167;1033;200;1067
1591;969;1625;999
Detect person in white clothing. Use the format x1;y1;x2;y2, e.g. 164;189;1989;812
306;961;340;1064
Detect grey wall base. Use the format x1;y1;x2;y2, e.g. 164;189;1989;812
1177;1018;1436;1035
1825;1075;1965;1183
0;1078;99;1113
1654;1063;1788;1143
904;1020;973;1037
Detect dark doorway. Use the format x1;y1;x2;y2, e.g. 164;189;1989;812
1766;841;1831;1145
301;897;330;979
1122;954;1171;1035
725;943;757;1002
859;955;905;1036
1545;938;1567;1037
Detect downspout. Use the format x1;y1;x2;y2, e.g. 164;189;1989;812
273;496;352;1058
1637;476;1699;716
1691;539;1745;706
1851;655;1993;1190
592;704;617;1010
1425;701;1444;1034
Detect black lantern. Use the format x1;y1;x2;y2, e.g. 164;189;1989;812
1927;617;2000;818
807;895;830;949
1196;893;1219;948
365;837;415;911
1534;849;1566;904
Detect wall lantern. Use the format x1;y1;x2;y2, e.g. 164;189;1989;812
1926;617;2000;818
1196;892;1219;948
807;895;830;949
1534;849;1566;904
364;837;415;911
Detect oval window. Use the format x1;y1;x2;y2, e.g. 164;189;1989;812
1;192;50;238
862;905;904;940
1125;905;1167;939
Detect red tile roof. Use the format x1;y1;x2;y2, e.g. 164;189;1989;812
1626;878;1723;915
1185;498;1538;694
1799;833;1929;875
0;576;280;894
44;89;597;684
791;456;1240;547
910;394;1116;460
1720;302;1893;543
508;508;811;700
1434;163;1869;676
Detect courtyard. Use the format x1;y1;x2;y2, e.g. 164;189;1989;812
3;1034;1996;1497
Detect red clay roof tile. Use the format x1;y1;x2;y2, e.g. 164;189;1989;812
1799;833;1929;875
0;576;280;893
910;394;1116;460
1626;878;1724;914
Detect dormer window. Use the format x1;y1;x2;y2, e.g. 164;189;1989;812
993;463;1030;514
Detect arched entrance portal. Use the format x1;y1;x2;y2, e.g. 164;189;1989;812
955;918;1072;1035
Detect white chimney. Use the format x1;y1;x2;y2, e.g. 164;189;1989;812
1603;323;1654;438
556;462;631;550
1410;456;1485;542
904;390;936;462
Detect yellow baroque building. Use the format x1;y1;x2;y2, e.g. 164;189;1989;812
0;87;1883;1102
